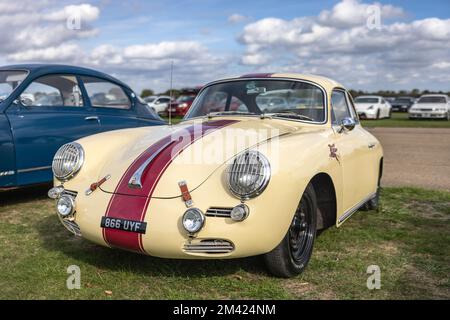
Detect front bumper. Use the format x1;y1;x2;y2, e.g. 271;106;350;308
50;177;300;260
392;105;409;112
357;109;377;119
409;111;448;119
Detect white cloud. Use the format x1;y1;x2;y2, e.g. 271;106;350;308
43;4;100;22
238;0;450;90
0;1;99;54
318;0;404;28
228;13;250;24
7;44;81;61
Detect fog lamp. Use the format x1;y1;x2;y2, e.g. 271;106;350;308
182;208;205;234
230;204;249;221
48;186;65;199
57;195;75;217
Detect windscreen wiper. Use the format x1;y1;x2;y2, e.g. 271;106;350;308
265;112;314;121
206;111;257;118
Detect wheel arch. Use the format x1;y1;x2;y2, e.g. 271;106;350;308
309;172;337;230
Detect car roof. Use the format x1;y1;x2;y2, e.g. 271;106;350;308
0;64;131;90
211;73;345;92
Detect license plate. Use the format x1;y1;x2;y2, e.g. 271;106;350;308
422;113;430;118
101;217;147;234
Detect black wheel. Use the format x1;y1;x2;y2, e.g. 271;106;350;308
376;109;380;119
362;187;380;211
263;184;317;278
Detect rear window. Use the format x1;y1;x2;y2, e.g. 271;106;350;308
81;76;131;109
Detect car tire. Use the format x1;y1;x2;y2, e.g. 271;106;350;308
362;187;380;211
376;109;380;119
263;183;317;278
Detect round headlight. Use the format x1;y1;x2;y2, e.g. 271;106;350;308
57;195;75;217
182;208;205;234
230;204;249;221
52;142;84;181
227;150;271;199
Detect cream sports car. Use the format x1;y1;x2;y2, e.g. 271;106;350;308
48;73;383;277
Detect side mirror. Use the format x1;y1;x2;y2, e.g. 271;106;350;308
341;117;356;131
20;97;34;107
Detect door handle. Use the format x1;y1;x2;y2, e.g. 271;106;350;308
368;142;376;149
84;116;99;121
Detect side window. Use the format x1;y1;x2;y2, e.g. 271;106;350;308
381;99;385;104
20;74;83;107
158;98;170;104
81;76;131;109
331;90;351;125
346;92;359;122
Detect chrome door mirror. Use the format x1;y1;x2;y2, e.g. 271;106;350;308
20;96;34;107
340;117;356;131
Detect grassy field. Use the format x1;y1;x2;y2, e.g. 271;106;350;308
0;186;448;300
361;112;450;128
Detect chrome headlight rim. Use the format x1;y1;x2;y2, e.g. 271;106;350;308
52;142;85;182
182;208;205;234
227;150;271;200
56;195;75;217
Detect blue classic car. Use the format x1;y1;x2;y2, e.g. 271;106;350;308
0;64;165;190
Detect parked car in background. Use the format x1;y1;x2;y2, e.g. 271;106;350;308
408;94;450;120
48;73;383;278
391;96;415;112
354;95;391;119
0;64;165;190
165;95;196;116
385;97;396;103
144;95;176;115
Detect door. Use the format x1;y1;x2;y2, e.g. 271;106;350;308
79;76;138;132
331;89;376;215
5;74;100;186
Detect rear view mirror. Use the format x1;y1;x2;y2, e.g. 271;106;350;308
341;117;356;131
20;96;34;107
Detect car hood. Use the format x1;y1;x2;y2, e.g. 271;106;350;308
98;117;302;198
355;103;377;111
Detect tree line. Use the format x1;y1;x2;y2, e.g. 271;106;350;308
141;88;450;99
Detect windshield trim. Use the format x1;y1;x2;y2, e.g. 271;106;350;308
0;69;30;103
183;77;328;125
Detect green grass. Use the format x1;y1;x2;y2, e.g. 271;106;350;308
0;186;449;299
361;112;450;128
161;116;183;124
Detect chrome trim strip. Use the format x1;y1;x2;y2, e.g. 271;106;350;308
128;140;175;189
0;170;15;176
17;166;51;173
338;192;377;224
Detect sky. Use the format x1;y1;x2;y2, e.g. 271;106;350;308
1;0;450;93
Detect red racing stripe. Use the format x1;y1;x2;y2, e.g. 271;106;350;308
103;119;238;253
